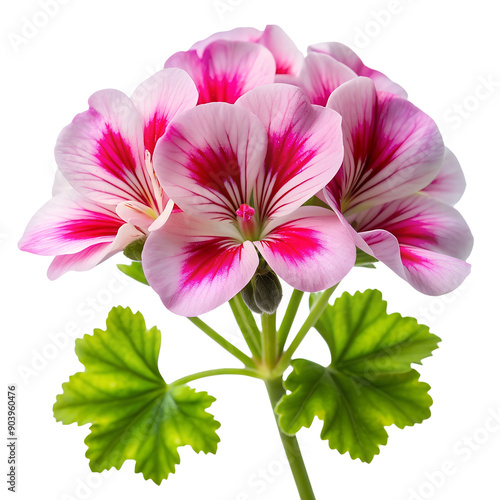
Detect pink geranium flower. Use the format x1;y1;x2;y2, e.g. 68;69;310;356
143;84;356;316
19;69;198;278
164;25;304;104
323;77;473;295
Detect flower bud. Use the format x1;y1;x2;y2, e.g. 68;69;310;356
241;263;283;315
123;237;146;261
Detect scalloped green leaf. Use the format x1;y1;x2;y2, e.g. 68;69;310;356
53;307;220;484
277;289;440;463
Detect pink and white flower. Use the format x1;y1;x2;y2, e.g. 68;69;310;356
143;84;356;316
19;69;198;279
323;77;473;295
164;25;304;105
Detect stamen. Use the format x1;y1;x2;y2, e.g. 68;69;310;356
144;150;163;214
236;204;255;222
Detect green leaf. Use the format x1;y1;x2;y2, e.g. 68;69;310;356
277;289;440;463
117;262;149;285
354;248;378;268
53;307;220;484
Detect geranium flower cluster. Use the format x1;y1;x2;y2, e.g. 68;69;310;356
19;25;473;316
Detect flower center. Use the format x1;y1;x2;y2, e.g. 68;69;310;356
236;204;255;222
236;204;259;240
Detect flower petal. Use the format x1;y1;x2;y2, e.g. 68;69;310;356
350;193;473;260
19;190;127;256
348;192;473;295
143;213;259;316
190;27;262;54
52;169;72;196
359;229;471;295
47;223;142;280
309;42;407;98
422;148;466;205
115;200;156;229
326;78;444;213
165;41;276;104
148;199;175;232
298;52;357;106
258;25;304;76
237;84;344;218
255;206;356;291
190;25;303;76
153;102;266;221
131;68;198;155
55;90;151;206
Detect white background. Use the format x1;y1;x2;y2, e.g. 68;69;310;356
2;1;499;499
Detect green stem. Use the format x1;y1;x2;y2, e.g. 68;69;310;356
265;377;316;500
229;294;262;357
275;285;338;374
188;317;256;368
262;312;277;369
171;367;264;387
277;290;304;353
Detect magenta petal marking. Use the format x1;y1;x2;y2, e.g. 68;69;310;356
180;238;245;292
153;101;266;221
142;213;259;316
188;144;242;208
58;216;123;241
326;78;444;212
256;206;356;291
18;191;125;256
349;193;473;260
143;112;169;155
165;41;276;105
46;222;143;279
236;85;344;219
91;124;152;207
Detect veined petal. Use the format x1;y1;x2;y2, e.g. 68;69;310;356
47;223;142;280
153;102;266;221
143;213;259;316
55;90;151;206
258;25;304;76
322;193;374;255
131;68;198;155
326;78;444;213
190;27;262;54
299;52;357;106
309;42;407;98
52;169;72;196
422;148;466;205
349;193;473;260
359;229;471;295
19;190;126;256
165;41;276;104
255;206;356;291
237;84;344;218
148;199;175;232
190;25;303;76
116;200;156;229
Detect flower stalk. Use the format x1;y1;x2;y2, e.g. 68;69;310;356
265;377;317;500
188;317;256;368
